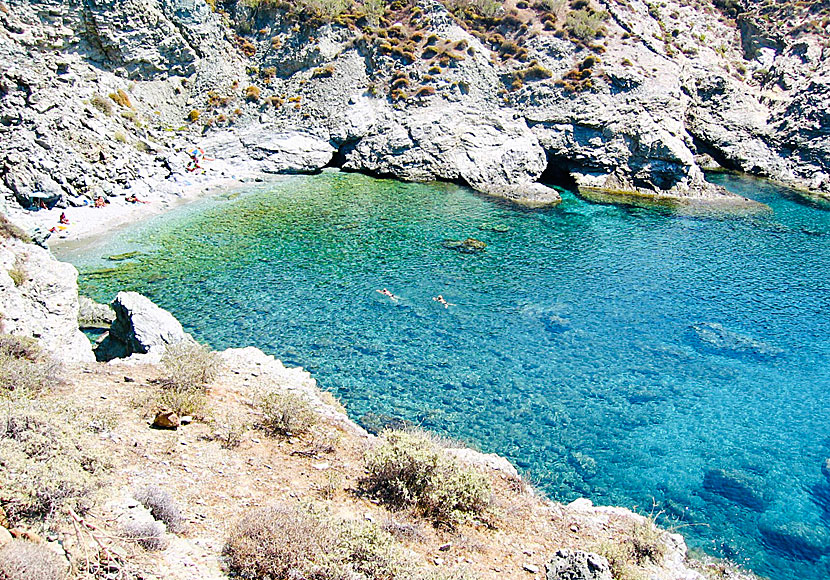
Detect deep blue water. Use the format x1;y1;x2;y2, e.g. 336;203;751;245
58;171;830;580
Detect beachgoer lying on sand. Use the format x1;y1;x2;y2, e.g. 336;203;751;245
125;194;148;204
377;288;399;301
59;212;69;225
94;196;109;208
433;295;454;308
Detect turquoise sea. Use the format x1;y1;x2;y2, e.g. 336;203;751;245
58;171;830;580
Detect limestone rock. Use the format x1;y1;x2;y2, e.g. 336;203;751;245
78;295;115;329
0;237;93;364
102;291;191;358
545;549;612;580
239;130;335;173
0;527;10;549
446;447;520;479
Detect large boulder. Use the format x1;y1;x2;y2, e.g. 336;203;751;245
97;291;191;360
545;549;612;580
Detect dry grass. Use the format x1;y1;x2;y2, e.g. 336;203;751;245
0;402;107;525
0;214;30;242
0;334;62;397
225;503;464;580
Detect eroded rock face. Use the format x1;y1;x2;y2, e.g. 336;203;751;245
545;549;612;580
1;0;828;216
100;291;191;359
0;236;94;363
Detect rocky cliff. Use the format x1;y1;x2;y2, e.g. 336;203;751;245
0;224;93;362
0;0;827;217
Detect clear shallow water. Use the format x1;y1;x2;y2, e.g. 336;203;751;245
60;171;830;580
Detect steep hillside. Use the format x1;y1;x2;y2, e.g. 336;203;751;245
0;0;827;223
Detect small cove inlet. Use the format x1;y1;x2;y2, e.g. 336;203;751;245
58;171;830;580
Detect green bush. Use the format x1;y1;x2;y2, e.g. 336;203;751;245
257;390;317;437
363;430;492;527
566;7;607;40
0;539;67;580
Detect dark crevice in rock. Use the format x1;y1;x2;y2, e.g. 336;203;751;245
690;134;744;173
539;153;578;192
326;139;360;169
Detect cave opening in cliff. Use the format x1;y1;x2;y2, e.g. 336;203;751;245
539;155;578;192
326;139;360;169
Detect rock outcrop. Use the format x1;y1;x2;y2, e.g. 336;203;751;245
96;291;191;360
0;235;93;363
2;0;828;221
545;549;612;580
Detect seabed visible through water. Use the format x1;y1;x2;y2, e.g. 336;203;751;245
58;170;830;580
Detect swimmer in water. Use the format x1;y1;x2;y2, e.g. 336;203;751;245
433;295;454;308
377;288;398;301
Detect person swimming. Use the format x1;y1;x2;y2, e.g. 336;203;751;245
433;295;454;308
377;288;399;301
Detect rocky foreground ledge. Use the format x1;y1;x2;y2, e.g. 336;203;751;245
1;0;828;223
0;193;760;580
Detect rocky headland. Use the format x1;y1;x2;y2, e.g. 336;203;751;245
0;0;829;237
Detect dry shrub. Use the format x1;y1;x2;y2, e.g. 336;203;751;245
160;341;219;390
0;335;62;397
245;85;260;102
0;539;67;580
595;519;667;580
133;485;185;533
0;404;106;525
155;341;219;416
225;504;459;580
90;94;112;116
257;390;317;437
122;520;167;551
225;505;335;580
363;430;492;527
0;215;29;242
108;89;132;108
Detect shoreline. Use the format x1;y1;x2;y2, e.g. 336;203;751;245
12;165;786;257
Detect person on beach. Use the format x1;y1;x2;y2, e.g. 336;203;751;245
125;194;148;204
433;295;453;308
94;196;109;208
59;212;69;225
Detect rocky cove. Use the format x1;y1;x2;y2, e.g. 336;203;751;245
0;1;829;579
1;0;829;228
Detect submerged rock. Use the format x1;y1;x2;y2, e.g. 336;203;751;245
687;322;783;359
758;520;830;563
442;237;487;253
702;468;769;512
545;549;612;580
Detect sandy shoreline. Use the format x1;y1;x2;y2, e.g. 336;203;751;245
9;161;283;253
